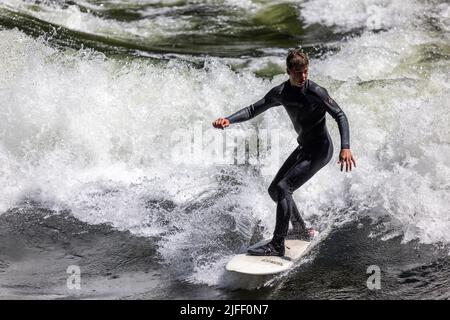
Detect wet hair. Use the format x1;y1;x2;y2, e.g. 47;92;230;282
286;49;309;70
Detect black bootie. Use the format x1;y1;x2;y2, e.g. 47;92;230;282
247;237;285;257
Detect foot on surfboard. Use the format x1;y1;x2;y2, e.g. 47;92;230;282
247;239;285;257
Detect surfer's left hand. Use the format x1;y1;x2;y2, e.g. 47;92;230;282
338;149;356;172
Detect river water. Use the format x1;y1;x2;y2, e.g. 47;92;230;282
0;0;449;299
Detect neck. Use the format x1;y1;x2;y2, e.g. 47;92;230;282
289;79;308;92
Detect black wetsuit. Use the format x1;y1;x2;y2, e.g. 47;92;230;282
225;79;350;241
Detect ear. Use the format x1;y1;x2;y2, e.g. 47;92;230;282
286;68;290;75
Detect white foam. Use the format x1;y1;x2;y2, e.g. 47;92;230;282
1;0;190;40
300;0;427;31
1;0;449;287
0;28;275;237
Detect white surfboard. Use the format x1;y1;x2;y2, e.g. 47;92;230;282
225;239;311;275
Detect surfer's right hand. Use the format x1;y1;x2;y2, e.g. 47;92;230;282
212;118;230;129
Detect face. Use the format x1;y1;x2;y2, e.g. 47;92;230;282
287;65;308;87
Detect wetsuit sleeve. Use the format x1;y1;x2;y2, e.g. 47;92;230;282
322;91;350;149
225;87;281;124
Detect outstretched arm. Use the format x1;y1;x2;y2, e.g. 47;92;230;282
212;87;281;129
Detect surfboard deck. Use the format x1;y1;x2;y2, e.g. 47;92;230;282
225;239;311;275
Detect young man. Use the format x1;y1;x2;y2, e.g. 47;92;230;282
212;49;356;257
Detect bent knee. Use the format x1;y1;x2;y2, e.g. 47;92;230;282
268;181;290;202
268;184;277;202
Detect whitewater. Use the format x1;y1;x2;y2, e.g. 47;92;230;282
0;0;449;299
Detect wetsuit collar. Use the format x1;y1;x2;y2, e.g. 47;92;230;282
287;79;308;94
301;79;309;94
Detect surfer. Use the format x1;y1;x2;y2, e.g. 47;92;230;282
212;49;356;257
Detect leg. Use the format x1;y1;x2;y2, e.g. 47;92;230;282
289;204;307;236
247;146;305;257
248;138;333;256
272;139;333;239
271;157;315;240
267;147;308;236
267;145;303;203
